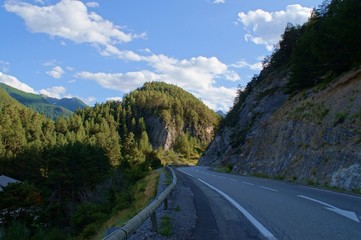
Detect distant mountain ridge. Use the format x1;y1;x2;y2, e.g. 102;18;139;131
42;95;87;112
0;83;87;119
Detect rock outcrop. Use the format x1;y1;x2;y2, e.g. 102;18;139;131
145;116;177;151
200;68;361;191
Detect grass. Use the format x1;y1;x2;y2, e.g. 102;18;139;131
164;168;171;186
214;164;233;173
159;215;172;236
334;112;347;126
174;205;181;212
91;170;160;240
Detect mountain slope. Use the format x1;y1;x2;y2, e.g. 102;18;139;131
0;83;87;119
44;95;87;112
0;87;25;108
200;0;361;191
123;82;220;150
120;82;221;164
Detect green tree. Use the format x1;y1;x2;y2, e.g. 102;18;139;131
139;131;152;153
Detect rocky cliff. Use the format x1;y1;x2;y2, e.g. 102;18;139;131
122;82;220;153
200;0;361;191
200;68;361;191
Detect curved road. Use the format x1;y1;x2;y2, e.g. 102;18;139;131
177;166;361;240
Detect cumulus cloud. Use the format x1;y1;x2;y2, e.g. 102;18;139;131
0;61;10;73
34;0;45;5
76;55;239;111
106;97;122;102
81;96;96;104
86;2;99;8
231;59;262;71
4;0;144;55
213;0;225;4
76;70;159;93
39;86;66;98
46;66;65;79
0;72;37;94
195;86;236;112
237;4;312;50
43;60;56;67
5;1;239;111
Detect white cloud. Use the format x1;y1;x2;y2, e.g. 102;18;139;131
4;0;144;55
39;86;66;98
0;61;10;73
231;59;262;71
77;55;239;112
76;70;159;93
195;86;236;112
34;0;45;5
224;70;241;81
46;66;65;79
106;97;122;102
86;2;99;8
81;96;96;104
0;72;37;94
213;0;225;4
43;60;56;67
237;4;312;50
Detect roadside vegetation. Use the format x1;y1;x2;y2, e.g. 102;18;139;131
0;81;217;239
91;170;160;240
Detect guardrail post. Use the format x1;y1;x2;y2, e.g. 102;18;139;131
150;212;158;232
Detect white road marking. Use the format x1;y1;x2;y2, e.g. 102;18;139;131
230;179;238;182
198;179;277;240
297;195;360;223
298;186;361;200
260;186;279;192
242;181;255;186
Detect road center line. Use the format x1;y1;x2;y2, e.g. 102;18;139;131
198;179;277;240
260;186;279;192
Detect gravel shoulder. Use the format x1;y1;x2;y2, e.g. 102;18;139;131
128;168;197;240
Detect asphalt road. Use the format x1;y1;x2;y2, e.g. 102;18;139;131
177;166;361;240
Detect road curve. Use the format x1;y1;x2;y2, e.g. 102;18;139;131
177;166;361;240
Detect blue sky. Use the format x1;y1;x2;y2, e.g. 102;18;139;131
0;0;324;112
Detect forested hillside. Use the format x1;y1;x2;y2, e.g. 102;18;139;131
0;82;219;239
0;83;86;119
200;0;361;191
123;82;220;163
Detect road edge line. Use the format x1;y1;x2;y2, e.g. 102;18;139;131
197;179;277;240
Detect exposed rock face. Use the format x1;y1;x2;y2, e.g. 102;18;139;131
200;68;361;191
331;164;361;191
146;116;215;151
145;116;177;151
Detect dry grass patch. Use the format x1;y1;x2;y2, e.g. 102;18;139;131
91;170;160;240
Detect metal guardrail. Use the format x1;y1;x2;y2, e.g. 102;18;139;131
103;166;177;240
